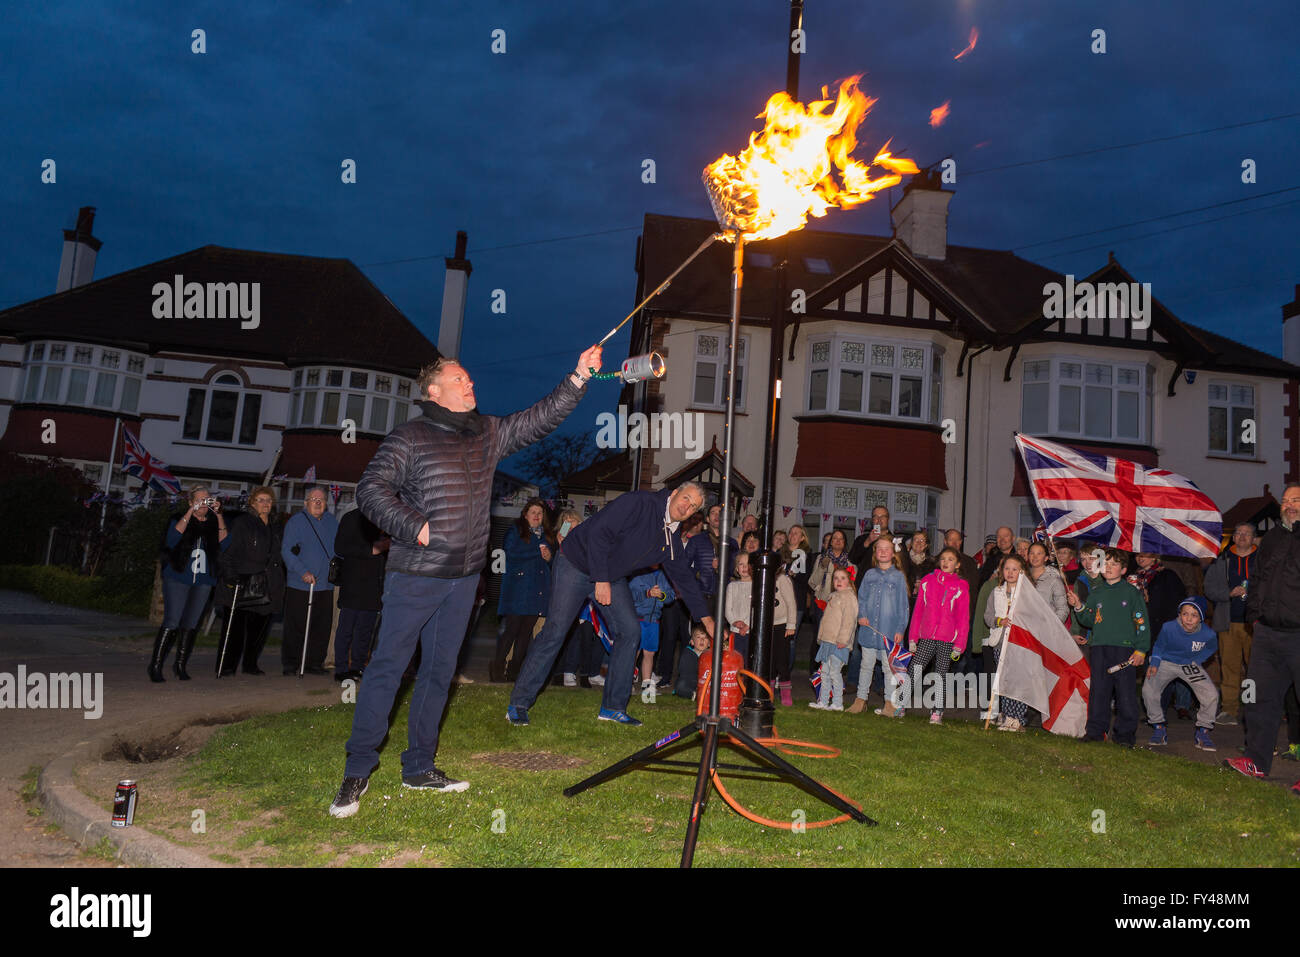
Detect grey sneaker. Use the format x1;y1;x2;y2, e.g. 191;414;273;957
401;767;470;792
1215;711;1238;726
328;776;369;818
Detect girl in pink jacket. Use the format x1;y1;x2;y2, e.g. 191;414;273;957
907;548;970;725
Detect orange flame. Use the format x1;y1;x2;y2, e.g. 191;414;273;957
954;27;978;60
702;75;919;242
929;100;951;127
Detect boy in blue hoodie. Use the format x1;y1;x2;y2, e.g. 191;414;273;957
1142;595;1219;751
630;566;675;697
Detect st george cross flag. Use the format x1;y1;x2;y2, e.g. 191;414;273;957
996;572;1090;736
1015;433;1221;558
120;429;182;495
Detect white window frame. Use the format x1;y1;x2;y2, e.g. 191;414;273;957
182;373;262;446
1021;356;1148;444
289;366;412;434
805;334;942;424
1207;380;1257;458
798;480;940;548
1016;500;1042;543
17;341;144;413
691;332;749;412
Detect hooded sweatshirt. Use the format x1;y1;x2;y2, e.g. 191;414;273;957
560;487;709;619
1148;595;1217;668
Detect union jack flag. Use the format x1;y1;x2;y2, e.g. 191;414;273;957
580;600;614;652
884;633;912;681
120;429;182;495
1015;433;1221;559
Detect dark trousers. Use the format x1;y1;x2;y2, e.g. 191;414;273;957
656;599;689;683
334;607;379;675
495;614;539;679
343;571;478;779
770;622;793;683
1243;624;1300;774
1087;645;1141;745
559;619;604;676
282;586;335;672
220;606;271;674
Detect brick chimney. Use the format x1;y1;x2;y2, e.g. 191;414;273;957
890;170;952;261
56;206;102;293
437;231;472;360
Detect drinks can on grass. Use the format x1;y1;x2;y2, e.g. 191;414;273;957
112;780;137;827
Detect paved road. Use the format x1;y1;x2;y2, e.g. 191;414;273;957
0;590;491;866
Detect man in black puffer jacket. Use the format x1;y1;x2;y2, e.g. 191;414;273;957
329;346;601;819
1225;482;1300;795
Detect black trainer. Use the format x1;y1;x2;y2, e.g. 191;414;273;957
401;767;470;793
328;776;369;818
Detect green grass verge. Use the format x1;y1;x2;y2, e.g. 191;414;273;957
0;564;149;616
173;686;1300;867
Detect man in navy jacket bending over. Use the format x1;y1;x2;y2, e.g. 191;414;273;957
508;483;717;727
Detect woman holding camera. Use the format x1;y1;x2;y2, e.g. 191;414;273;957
150;485;230;681
215;486;286;676
492;499;555;682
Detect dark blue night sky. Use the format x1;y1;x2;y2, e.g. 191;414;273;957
4;1;1297;476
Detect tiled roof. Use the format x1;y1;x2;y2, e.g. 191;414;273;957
637;213;1300;376
0;245;438;376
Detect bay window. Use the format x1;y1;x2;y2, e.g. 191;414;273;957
807;334;942;423
1022;357;1149;444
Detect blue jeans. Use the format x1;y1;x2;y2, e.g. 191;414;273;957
343;571;478;779
511;553;641;714
162;577;211;630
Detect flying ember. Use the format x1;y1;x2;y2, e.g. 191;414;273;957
702;74;919;242
929;100;951;128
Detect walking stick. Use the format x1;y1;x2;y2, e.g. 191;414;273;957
298;579;316;678
217;583;240;677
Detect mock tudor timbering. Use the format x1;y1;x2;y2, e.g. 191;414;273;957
618;194;1300;544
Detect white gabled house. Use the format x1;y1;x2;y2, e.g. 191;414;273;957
606;174;1300;547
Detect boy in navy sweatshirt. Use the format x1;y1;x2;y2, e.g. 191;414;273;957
1142;595;1219;751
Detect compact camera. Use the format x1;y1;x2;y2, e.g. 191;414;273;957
202;497;219;507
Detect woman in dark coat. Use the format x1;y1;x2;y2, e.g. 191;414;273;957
215;486;286;676
151;484;230;681
491;498;555;682
332;506;389;680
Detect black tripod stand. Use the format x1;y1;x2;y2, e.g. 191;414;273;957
562;232;875;867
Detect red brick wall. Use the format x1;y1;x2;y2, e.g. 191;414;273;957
792;419;948;488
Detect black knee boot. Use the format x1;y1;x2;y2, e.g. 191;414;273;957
148;627;178;682
173;629;198;680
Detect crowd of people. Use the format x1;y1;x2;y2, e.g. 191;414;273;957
148;472;1300;812
139;347;1299;813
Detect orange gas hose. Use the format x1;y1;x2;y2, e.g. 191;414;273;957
690;667;863;830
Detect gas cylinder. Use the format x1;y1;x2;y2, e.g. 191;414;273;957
697;631;744;720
